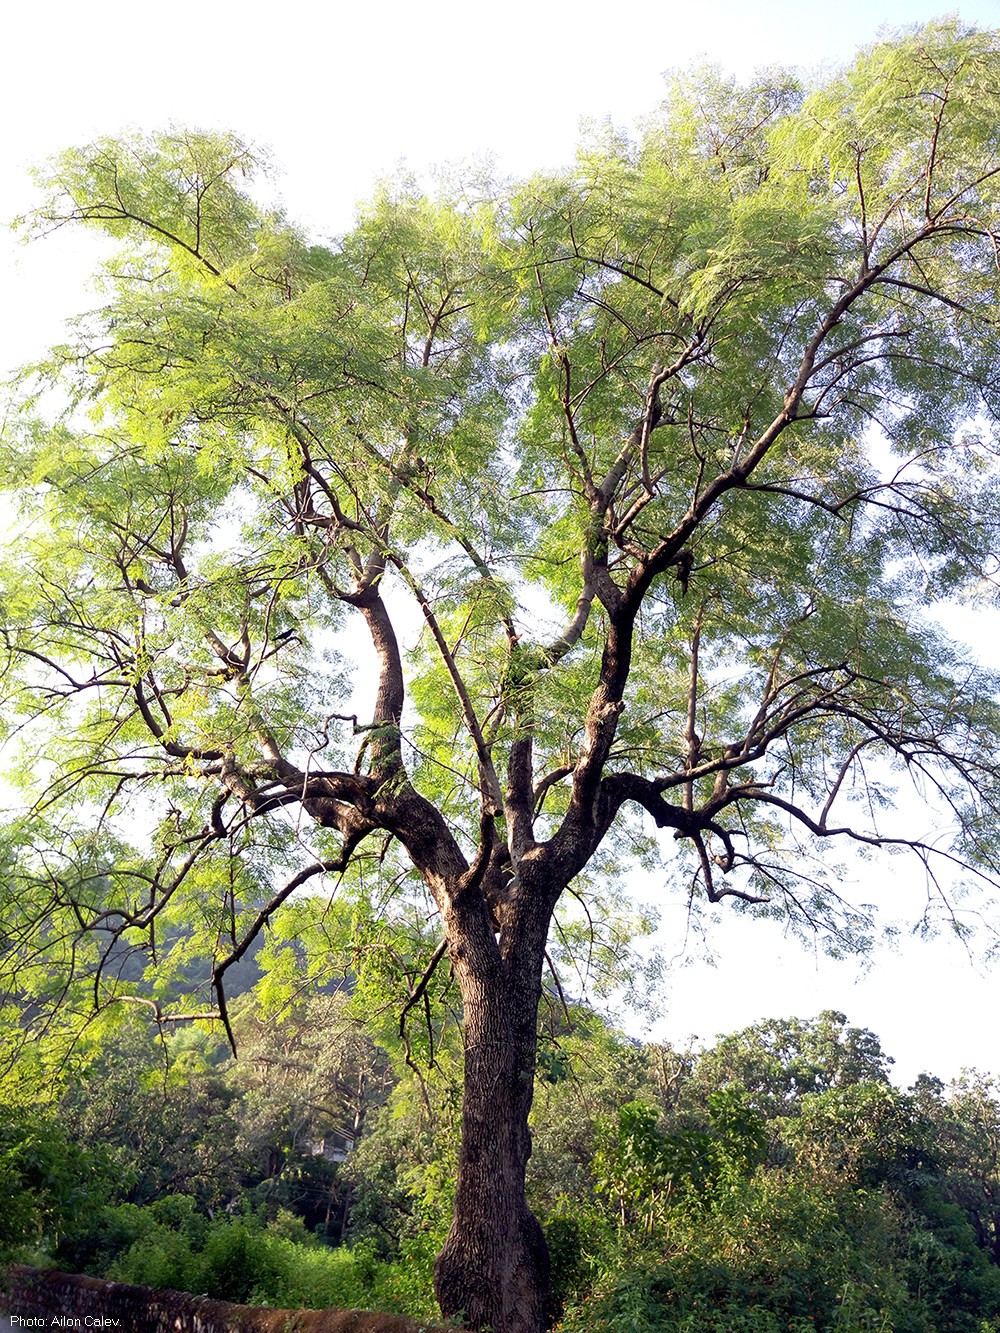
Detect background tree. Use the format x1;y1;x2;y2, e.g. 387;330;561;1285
61;1018;246;1212
919;1070;1000;1264
670;1010;894;1120
0;1107;112;1263
230;992;392;1236
4;21;1000;1333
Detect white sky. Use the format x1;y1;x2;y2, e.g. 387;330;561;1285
4;0;1000;1088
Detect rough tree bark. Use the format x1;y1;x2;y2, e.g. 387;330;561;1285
434;927;551;1332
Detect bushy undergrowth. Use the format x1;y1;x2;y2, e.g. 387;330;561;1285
44;1085;1000;1333
52;1171;1000;1332
546;1110;1000;1333
551;1182;901;1332
58;1196;446;1321
59;1197;366;1308
9;1008;1000;1331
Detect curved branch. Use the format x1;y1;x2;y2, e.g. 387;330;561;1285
212;838;369;1053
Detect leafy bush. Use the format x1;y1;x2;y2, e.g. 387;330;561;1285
260;1235;375;1310
13;1004;1000;1331
0;1106;112;1260
93;1202;383;1312
553;1175;905;1331
593;1088;768;1230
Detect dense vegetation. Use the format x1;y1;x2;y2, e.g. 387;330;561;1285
4;988;1000;1332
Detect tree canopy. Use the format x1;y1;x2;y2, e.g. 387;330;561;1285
4;19;1000;1332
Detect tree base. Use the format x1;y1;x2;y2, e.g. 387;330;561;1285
434;1205;550;1333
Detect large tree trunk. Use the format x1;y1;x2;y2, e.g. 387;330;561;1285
433;931;550;1333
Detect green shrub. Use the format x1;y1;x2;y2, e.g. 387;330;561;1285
108;1224;201;1294
259;1236;375;1310
0;1106;113;1260
553;1173;907;1332
197;1221;279;1304
97;1203;384;1313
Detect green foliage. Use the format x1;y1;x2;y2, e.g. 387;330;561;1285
56;1016;249;1214
593;1089;767;1230
0;1106;113;1260
784;1081;931;1189
900;1187;1000;1333
556;1154;1000;1332
528;1013;651;1214
99;1204;372;1309
6;998;1000;1331
678;1012;894;1119
920;1071;1000;1267
532;1007;1000;1331
554;1173;906;1332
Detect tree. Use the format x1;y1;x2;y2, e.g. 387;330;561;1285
922;1070;1000;1263
674;1011;894;1119
229;991;392;1236
4;21;1000;1332
58;1016;247;1213
0;1105;112;1261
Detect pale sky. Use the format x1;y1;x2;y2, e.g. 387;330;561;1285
4;0;1000;1087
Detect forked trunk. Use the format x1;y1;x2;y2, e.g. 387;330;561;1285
434;936;550;1333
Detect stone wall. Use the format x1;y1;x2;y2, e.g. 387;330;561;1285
2;1267;449;1333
